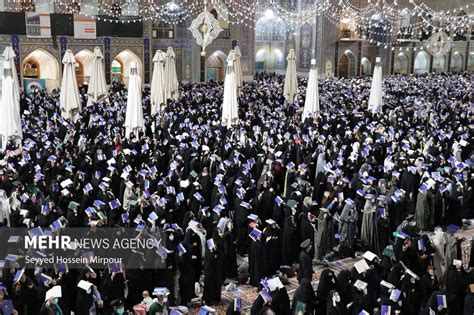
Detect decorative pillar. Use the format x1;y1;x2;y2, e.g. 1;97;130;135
464;42;470;71
59;36;67;77
144;38;150;84
200;50;205;82
60;36;67;61
390;49;395;74
410;43;416;74
314;10;323;70
357;41;362;76
429;53;434;73
298;22;313;70
447;50;452;72
334;41;339;77
103;37;111;84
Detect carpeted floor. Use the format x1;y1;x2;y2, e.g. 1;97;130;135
184;224;473;314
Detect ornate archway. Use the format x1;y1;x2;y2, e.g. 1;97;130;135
414;51;429;74
338;50;356;78
394;52;409;74
206;51;226;82
113;49;143;86
450;51;463;72
255;48;267;72
361;57;372;75
74;49;94;85
432;54;446;73
22;48;60;92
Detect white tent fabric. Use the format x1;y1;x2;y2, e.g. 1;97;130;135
2;47;19;100
302;59;320;120
124;62;144;138
221;50;239;127
0;60;22;152
234;46;243;90
59;50;81;122
164;47;178;101
87;46;108;105
284;48;298;104
368;57;383;113
150;50;166;115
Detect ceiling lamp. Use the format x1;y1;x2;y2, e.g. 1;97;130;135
188;0;223;57
265;9;274;19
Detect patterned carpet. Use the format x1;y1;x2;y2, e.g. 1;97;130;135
184;224;473;314
185;257;358;314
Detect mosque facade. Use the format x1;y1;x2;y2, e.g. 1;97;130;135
0;0;472;91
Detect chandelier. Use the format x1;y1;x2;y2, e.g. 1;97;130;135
188;0;223;57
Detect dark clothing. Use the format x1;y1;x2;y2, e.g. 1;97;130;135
297;250;313;283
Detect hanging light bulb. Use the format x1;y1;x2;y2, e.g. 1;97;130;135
265;9;274;19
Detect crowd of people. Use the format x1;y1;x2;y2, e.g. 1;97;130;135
0;70;472;315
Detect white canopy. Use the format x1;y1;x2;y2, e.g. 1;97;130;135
221;50;239;127
150;50;166;115
234;46;243;90
368;57;383;114
164;47;178;101
302;59;320;120
284;48;298;104
60;50;81;122
124;62;144;138
0;60;22;151
87;46;107;105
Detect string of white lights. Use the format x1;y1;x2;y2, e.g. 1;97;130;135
3;0;472;38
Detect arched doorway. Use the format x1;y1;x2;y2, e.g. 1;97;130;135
394;52;409;74
74;49;94;84
414;51;429;74
254;13;286;73
450;51;463;72
432;54;445;73
338;50;356;78
273;48;284;70
255;49;267;72
338;54;349;78
206;51;226;82
468;52;474;72
111;59;123;83
75;60;84;85
361;57;372;75
113;50;142;86
22;48;60;92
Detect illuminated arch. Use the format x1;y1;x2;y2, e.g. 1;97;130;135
113;49;142;86
432;54;445;73
273;48;284;70
22;48;60;91
361;57;372;75
414;51;429;74
338;50;356;77
206;50;226;82
394;52;409;74
74;49;94;85
450;51;463;72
